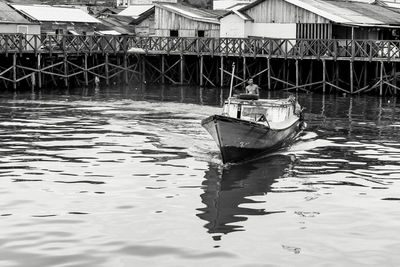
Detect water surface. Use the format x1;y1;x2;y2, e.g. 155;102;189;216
1;86;400;266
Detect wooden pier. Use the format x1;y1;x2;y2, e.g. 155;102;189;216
1;34;400;95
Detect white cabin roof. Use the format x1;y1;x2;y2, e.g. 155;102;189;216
11;4;100;23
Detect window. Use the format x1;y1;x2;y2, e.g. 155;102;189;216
197;30;205;37
170;30;178;37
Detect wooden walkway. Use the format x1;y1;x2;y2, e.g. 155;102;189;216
2;34;400;61
1;34;400;95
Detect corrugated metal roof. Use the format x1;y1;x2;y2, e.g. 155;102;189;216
0;2;36;24
118;5;154;18
240;0;400;26
156;3;220;24
96;15;135;34
11;4;101;23
213;0;251;10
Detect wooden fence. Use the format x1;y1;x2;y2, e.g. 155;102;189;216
1;34;400;61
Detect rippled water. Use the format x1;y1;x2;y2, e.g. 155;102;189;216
1;86;400;266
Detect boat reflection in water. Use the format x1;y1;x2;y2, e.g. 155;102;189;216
197;154;295;238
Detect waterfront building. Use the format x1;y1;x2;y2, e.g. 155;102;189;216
0;2;40;35
11;4;102;35
154;2;222;37
220;0;400;39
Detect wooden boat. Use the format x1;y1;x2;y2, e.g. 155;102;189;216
201;93;306;163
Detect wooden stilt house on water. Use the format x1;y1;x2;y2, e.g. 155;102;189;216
154;2;223;37
0;2;40;35
220;0;400;40
11;4;102;35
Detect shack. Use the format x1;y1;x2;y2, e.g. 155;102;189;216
11;4;102;35
154;2;222;37
220;0;400;40
0;2;40;35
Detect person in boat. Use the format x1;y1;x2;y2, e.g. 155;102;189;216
245;78;260;96
288;95;302;115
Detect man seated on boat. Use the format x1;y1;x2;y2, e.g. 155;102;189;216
288;95;302;115
245;78;260;96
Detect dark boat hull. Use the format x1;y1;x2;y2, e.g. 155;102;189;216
201;115;303;163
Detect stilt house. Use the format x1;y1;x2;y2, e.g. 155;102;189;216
11;4;101;35
220;0;400;40
0;2;40;35
154;2;222;37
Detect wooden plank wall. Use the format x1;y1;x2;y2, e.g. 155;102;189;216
296;23;332;39
245;0;330;24
154;6;220;37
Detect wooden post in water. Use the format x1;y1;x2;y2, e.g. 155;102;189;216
380;61;383;96
105;53;109;86
124;54;128;85
392;62;397;95
363;62;368;88
200;55;203;87
243;56;246;82
220;56;224;87
84;54;88;86
350;61;354;94
180;55;184;84
63;55;68;87
142;56;146;84
161;55;165;84
12;53;17;90
322;59;326;93
295;59;299;92
37;53;42;89
267;58;271;90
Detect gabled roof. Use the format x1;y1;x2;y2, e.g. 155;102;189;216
155;2;221;24
0;2;38;24
239;0;400;26
118;4;154;18
11;4;101;23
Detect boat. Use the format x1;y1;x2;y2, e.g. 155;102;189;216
201;94;306;163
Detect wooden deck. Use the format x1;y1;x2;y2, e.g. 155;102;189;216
2;34;400;61
1;34;400;95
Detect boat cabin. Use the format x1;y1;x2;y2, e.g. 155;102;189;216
223;96;297;125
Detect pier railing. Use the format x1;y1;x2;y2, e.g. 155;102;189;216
1;34;400;61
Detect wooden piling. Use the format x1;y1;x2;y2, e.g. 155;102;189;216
200;55;203;87
105;53;109;86
267;58;271;90
350;61;354;94
322;59;326;93
84;54;88;86
380;61;383;96
124;54;128;85
37;53;42;89
295;59;299;92
12;53;17;90
161;55;165;84
180;55;184;84
63;55;68;87
220;56;224;87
